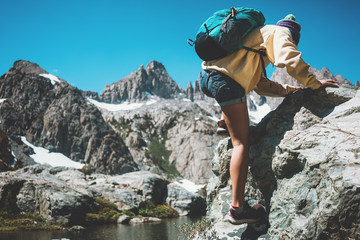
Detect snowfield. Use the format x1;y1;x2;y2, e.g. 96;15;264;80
249;102;271;123
87;97;157;112
21;136;84;169
249;95;272;123
39;73;61;85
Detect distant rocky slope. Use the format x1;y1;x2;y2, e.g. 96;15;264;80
202;87;360;239
89;60;223;184
0;60;137;174
99;98;223;184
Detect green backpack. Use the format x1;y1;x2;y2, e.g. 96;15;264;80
188;7;265;61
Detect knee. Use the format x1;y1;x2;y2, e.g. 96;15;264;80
231;139;249;150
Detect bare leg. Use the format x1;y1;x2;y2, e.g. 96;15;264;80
221;102;249;207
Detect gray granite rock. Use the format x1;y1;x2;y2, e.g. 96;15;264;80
204;87;360;239
0;165;95;226
117;215;130;224
129;217;162;224
166;182;206;216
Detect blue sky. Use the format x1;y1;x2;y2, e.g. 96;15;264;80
0;0;359;93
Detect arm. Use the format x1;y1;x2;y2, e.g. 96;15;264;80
254;77;338;97
268;28;322;89
254;76;301;97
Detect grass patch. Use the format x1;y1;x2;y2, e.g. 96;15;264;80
0;211;62;231
85;198;179;225
148;132;179;179
78;164;96;176
0;184;63;231
85;197;133;225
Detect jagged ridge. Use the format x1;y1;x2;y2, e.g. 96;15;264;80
99;61;185;103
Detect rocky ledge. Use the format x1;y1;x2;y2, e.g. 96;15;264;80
200;86;360;239
0;164;206;228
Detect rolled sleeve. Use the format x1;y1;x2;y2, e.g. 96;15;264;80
254;77;298;97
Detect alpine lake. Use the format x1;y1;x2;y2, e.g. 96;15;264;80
0;216;202;240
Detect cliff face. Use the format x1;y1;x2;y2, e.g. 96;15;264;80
0;60;138;175
204;87;360;239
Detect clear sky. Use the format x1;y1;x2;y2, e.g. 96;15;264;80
1;0;359;93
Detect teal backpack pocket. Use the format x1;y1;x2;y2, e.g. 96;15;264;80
188;7;265;61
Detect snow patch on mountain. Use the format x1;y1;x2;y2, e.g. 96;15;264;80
39;73;61;85
87;97;157;112
249;103;271;123
21;136;84;169
249;95;272;123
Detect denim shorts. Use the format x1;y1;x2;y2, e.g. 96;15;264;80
200;70;246;106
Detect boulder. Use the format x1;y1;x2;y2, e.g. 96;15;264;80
55;169;169;210
129;217;162;224
0;165;174;226
69;225;85;231
0;165;95;226
204;87;360;239
166;182;206;216
117;215;130;224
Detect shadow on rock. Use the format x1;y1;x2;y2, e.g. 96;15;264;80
241;213;270;240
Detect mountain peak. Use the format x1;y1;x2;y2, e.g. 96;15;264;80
146;60;165;70
99;60;184;103
11;60;47;75
138;64;145;71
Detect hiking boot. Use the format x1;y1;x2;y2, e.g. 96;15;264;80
225;202;265;225
217;119;229;136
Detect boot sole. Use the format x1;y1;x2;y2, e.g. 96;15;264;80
225;216;261;225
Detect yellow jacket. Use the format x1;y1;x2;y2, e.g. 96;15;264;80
202;25;322;97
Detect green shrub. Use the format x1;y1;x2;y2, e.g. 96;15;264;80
85;198;179;225
78;164;95;175
138;201;179;218
150;204;179;218
85;197;123;225
120;210;135;217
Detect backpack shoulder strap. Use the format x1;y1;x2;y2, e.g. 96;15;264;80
243;46;268;78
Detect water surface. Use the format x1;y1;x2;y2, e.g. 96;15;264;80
0;216;200;240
